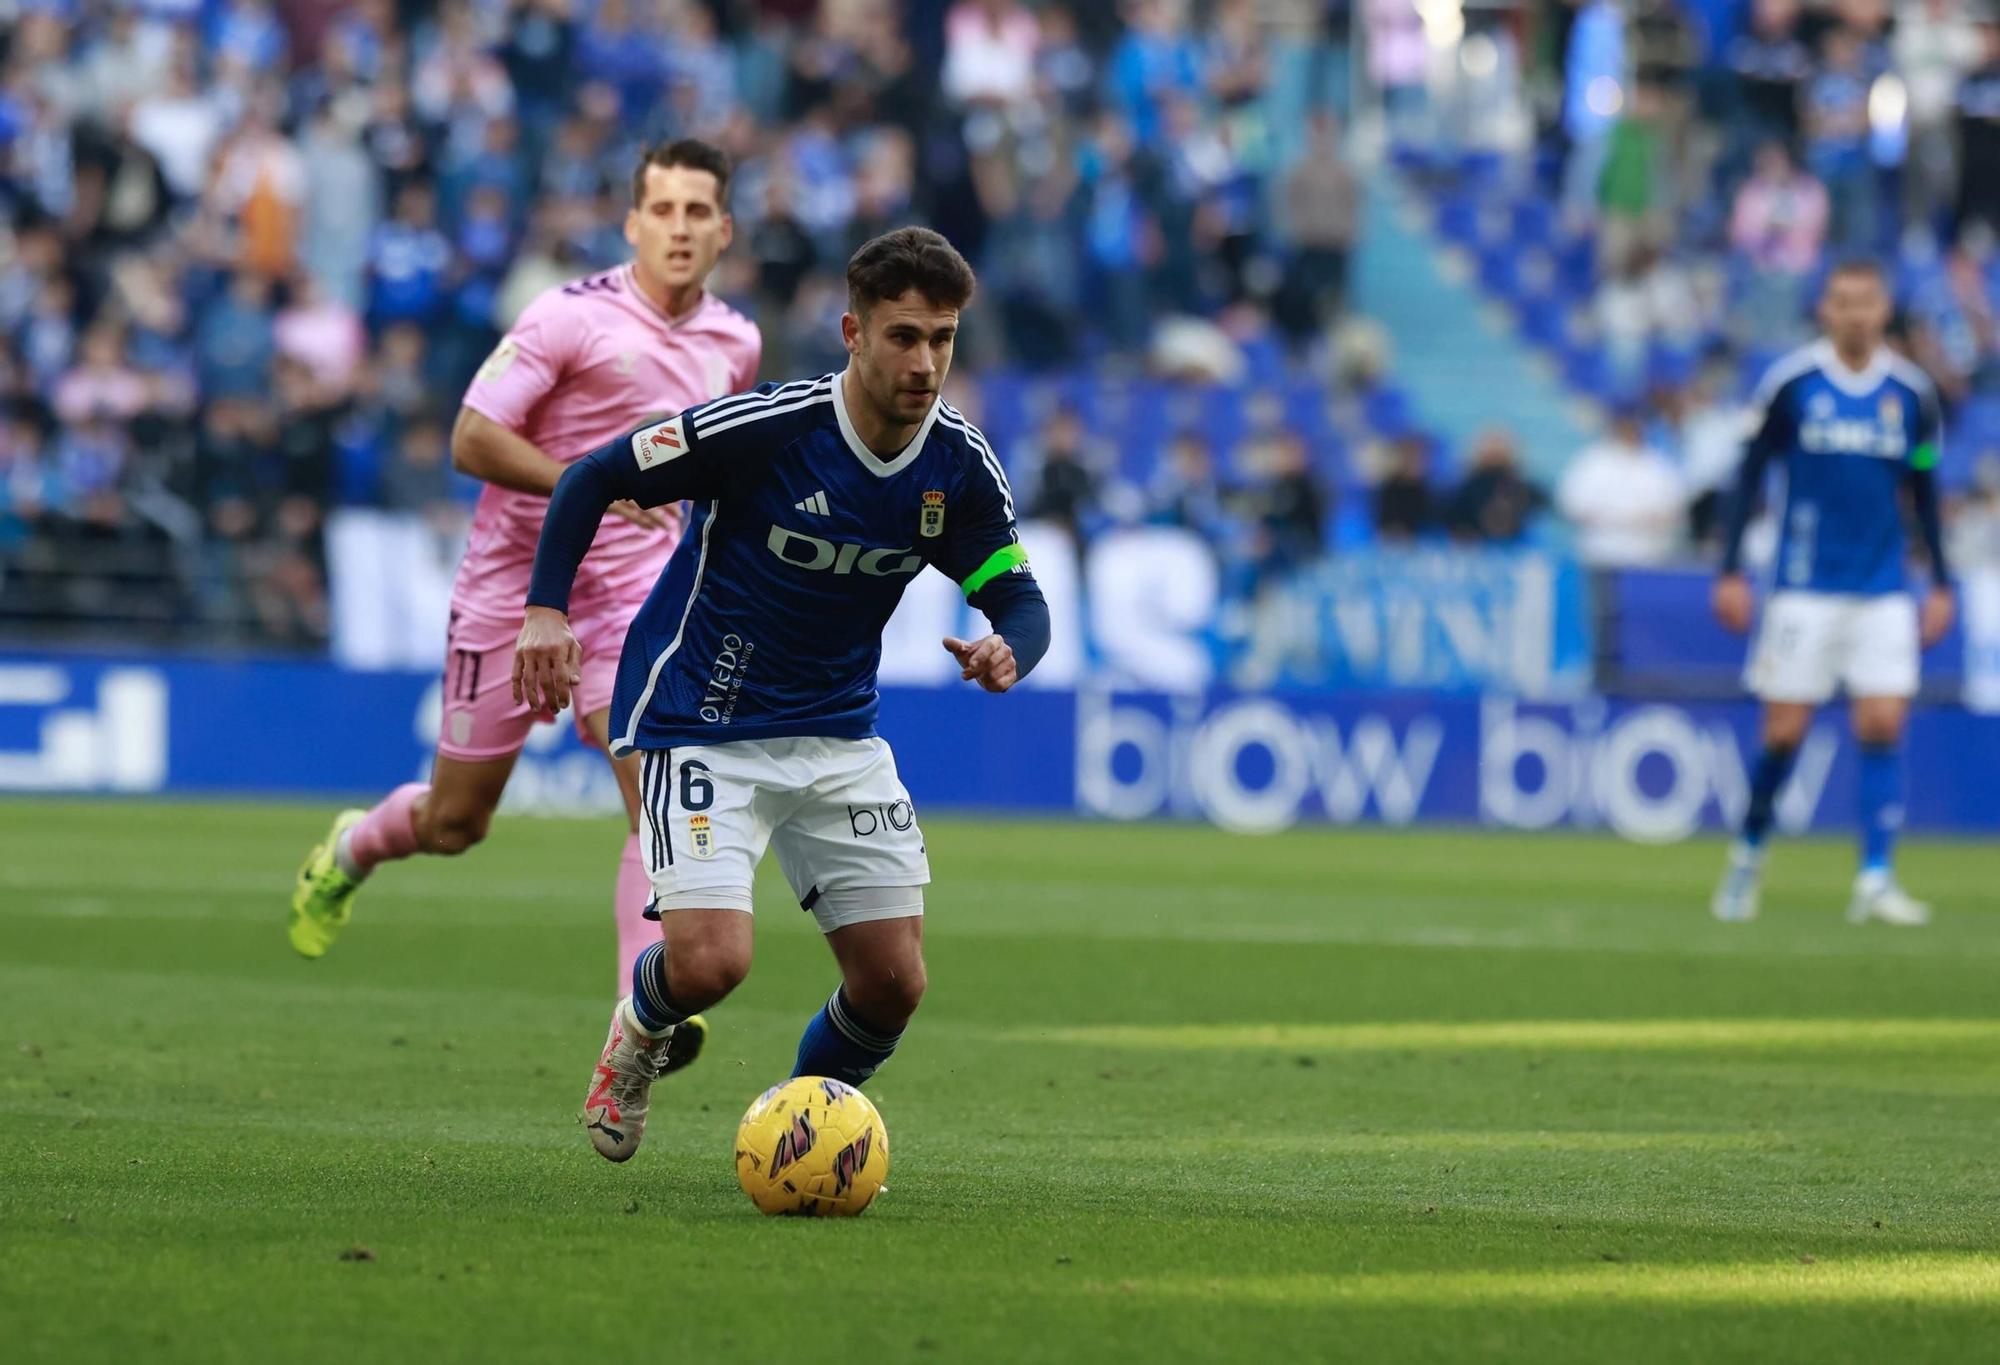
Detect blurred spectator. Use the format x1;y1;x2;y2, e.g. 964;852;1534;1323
1447;429;1545;544
1563;0;1627;221
1367;0;1429;145
380;411;460;519
53;324;149;429
196;272;277;401
301;102;385;311
1374;435;1437;541
209;85;307;280
1948;454;2000;570
1276;112;1356;349
1729;141;1828;348
944;0;1039;115
1558;404;1688;566
1727;0;1811;153
70;113;175;251
1896;0;1979;230
1958;18;2000;236
131;37;224;202
368;183;453;327
1597;246;1701;392
1150;429;1228;539
274;274;367;397
1670;355;1751;547
1107;0;1204;148
1909;231;2000;404
1803;28;1876;253
1239;430;1328;581
1022;406;1106;545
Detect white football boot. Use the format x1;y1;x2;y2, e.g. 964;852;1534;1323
1846;870;1931;927
1711;842;1764;923
580;998;677;1162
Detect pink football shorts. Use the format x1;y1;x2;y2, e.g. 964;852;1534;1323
436;600;635;761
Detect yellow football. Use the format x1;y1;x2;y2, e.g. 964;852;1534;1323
734;1076;889;1217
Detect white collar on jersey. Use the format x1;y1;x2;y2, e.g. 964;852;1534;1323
831;366;941;478
1810;338;1892;397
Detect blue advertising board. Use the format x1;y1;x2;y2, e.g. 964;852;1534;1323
1;653;1994;839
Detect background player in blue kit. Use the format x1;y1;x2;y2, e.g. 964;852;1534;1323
1711;261;1955;927
513;228;1050;1161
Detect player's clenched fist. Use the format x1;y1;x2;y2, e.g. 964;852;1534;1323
943;634;1018;693
514;605;583;712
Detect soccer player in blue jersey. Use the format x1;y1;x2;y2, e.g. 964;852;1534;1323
513;228;1051;1161
1711;261;1955;926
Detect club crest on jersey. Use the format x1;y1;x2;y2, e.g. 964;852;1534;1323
632;415;686;471
1879;393;1903;428
687;813;713;859
920;490;946;538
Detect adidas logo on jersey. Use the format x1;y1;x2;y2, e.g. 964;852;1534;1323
794;490;830;516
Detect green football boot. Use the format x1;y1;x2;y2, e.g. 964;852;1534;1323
289;809;367;959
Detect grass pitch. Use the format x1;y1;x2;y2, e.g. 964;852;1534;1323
3;800;1998;1362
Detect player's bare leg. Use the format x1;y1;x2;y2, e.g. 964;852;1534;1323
290;752;516;958
1714;702;1813;923
1846;695;1927;925
583;907;747;1161
793;911;926;1087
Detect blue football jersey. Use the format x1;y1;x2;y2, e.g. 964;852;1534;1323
1740;341;1942;596
587;374;1030;754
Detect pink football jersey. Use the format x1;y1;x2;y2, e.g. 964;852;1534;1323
453;264;761;624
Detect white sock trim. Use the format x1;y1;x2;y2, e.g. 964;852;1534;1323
333;826;366;881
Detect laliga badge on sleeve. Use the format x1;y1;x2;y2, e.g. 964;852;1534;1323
633;414;687;470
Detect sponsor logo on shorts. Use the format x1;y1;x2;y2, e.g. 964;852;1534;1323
632;415;686;470
688;813;713;858
700;633;753;725
848;801;916;838
920;489;946;538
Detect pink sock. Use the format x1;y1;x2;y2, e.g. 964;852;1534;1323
346;783;427;874
614;832;657;992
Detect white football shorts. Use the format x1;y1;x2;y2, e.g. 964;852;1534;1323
1746;590;1919;704
636;736;928;933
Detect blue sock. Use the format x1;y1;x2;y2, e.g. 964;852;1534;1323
629;941;691;1034
792;989;902;1088
1857;743;1903;875
1742;743;1799;848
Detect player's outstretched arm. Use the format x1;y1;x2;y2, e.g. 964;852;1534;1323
947;571;1051;694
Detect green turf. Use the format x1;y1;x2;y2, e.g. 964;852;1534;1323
3;800;1998;1362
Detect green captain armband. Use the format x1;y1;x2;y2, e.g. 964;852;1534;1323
1911;441;1940;471
960;542;1030;598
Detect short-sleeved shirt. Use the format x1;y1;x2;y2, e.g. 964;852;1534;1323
1743;340;1942;596
453;265;761;627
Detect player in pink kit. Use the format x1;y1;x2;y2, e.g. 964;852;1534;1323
290;141;761;1020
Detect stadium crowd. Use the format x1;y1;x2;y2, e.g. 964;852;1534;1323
0;0;1994;651
0;0;1364;645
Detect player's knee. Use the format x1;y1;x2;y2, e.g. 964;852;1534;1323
420;804;492;856
1854;716;1903;747
666;937;751;1010
846;958;926;1029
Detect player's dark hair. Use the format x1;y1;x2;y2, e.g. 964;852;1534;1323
1826;257;1887;287
631;139;732;209
845;227;977;316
